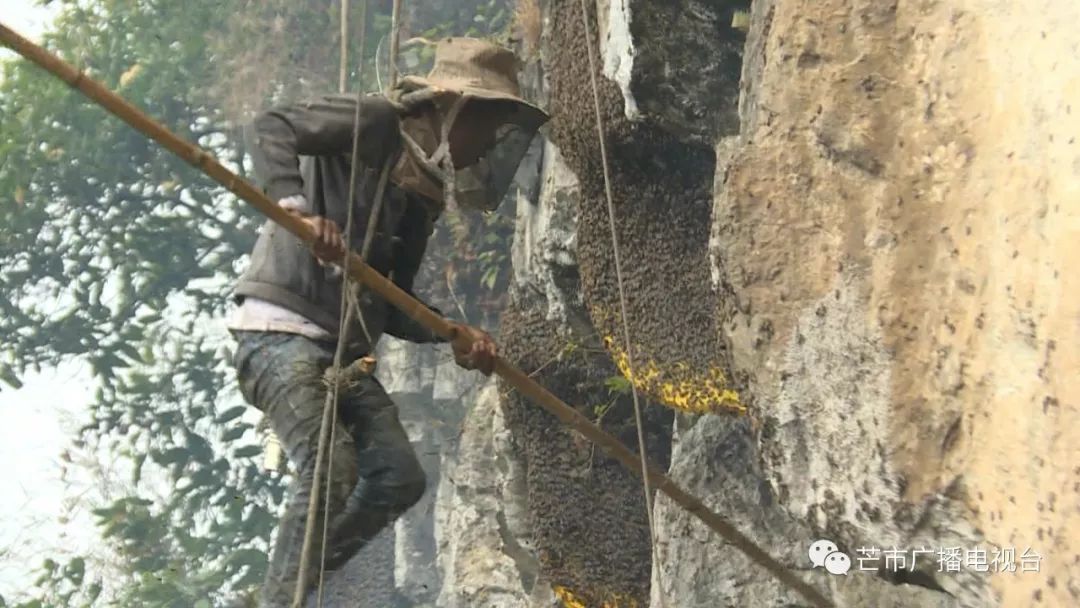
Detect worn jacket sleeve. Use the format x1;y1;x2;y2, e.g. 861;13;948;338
384;196;449;344
251;94;401;201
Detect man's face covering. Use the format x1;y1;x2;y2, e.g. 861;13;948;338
398;98;537;212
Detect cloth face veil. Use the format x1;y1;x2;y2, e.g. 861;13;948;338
395;91;539;212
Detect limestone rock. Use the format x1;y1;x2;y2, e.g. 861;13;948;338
314;527;399;607
511;140;583;330
434;381;552;608
651;413;959;608
711;0;1080;605
375;337;436;396
594;0;750;141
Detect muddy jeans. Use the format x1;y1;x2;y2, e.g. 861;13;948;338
231;331;426;608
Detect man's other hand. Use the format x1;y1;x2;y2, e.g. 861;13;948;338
287;209;345;264
449;322;497;376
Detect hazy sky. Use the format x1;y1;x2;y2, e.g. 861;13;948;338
0;2;97;599
1;1;56;59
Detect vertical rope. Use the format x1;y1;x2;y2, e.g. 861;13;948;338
355;0;368;91
314;4;354;606
339;0;349;93
293;1;354;605
296;1;390;605
577;0;667;605
388;0;403;89
374;34;386;93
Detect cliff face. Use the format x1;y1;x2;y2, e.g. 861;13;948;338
516;0;1077;606
714;1;1078;606
319;1;1078;606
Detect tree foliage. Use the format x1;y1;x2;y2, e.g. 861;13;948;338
0;0;523;606
1;0;285;604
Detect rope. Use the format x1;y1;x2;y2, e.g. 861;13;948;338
355;0;369;91
295;2;383;605
321;3;357;589
388;0;403;89
315;3;354;603
0;21;835;608
374;34;386;93
576;1;666;606
338;0;348;93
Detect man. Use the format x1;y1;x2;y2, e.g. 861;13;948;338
227;38;548;607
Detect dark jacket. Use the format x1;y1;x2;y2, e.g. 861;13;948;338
234;93;445;350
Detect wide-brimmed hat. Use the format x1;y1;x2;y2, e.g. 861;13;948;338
398;37;549;133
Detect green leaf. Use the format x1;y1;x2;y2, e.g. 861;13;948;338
0;365;23;390
189;468;216;488
220;424;251;443
214;406;247;423
153;447;190;467
132;452;147;486
604;375;632;395
86;581;103;602
226;548;266;569
185;433;213;462
115;341;144;364
97;351;130;373
64;557;85;585
481;266;499;290
234;445;262;459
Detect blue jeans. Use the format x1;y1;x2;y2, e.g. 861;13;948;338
231;331;426;608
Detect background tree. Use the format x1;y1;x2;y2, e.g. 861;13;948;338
1;0;281;604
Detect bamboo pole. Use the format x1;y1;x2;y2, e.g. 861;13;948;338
0;22;833;608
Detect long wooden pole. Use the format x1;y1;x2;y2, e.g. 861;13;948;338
0;23;833;608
